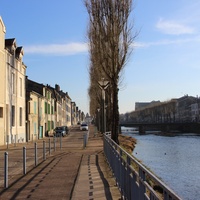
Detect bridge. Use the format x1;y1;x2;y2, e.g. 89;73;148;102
119;122;200;134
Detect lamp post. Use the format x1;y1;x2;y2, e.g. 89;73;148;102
98;78;109;133
97;108;100;131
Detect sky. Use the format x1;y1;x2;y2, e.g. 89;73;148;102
1;1;200;114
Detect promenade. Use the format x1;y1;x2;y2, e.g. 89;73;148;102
0;125;121;200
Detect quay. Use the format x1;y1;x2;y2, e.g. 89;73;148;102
0;125;121;200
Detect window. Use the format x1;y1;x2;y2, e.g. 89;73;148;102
19;78;22;97
48;104;50;114
11;73;15;94
40;107;42;116
48;121;51;131
12;106;15;126
19;107;22;126
34;122;37;134
45;90;50;99
51;121;54;129
0;107;3;118
51;106;54;114
45;102;47;114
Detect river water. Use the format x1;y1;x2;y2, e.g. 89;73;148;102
121;127;200;200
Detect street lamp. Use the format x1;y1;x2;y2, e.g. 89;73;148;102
98;78;109;133
97;108;100;131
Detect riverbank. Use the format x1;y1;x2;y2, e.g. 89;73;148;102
118;134;137;153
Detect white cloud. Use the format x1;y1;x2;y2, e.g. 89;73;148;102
132;36;200;49
156;18;195;35
24;42;88;55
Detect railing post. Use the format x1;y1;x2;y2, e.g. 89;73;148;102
126;156;131;200
43;140;46;160
23;147;26;175
139;167;146;198
4;152;8;188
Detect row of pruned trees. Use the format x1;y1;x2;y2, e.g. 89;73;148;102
84;0;136;143
129;100;177;123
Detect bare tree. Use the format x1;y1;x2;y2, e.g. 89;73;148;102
85;0;136;143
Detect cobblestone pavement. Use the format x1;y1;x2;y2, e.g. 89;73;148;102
0;125;121;200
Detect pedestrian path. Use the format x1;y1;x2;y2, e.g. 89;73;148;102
72;154;108;200
0;125;121;200
72;126;121;200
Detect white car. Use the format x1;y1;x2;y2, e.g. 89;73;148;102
80;123;88;131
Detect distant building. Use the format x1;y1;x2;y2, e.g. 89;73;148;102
52;84;71;127
176;95;198;122
135;101;160;111
26;80;74;140
126;95;200;123
71;102;76;125
26;79;55;140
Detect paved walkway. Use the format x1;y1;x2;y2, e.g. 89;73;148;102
0;125;121;200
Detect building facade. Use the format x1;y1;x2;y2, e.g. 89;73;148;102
4;38;26;144
0;17;26;145
0;16;85;145
0;17;6;145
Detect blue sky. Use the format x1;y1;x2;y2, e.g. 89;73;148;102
1;1;200;114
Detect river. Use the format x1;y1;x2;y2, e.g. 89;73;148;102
121;127;200;200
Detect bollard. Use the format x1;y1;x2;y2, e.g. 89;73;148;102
7;135;9;149
60;134;62;150
54;136;56;152
14;135;17;147
83;134;87;148
4;152;8;188
35;142;38;166
23;147;26;175
43;140;46;160
49;138;51;155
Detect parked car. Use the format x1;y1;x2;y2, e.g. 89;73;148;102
80;123;88;131
54;126;69;137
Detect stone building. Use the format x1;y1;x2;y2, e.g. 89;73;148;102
0;17;26;145
0;16;6;145
26;79;55;140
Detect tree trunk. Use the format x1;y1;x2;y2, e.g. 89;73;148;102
111;85;119;144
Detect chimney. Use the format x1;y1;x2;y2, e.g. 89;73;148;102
55;84;60;91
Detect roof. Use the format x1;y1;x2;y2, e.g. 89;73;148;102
5;38;16;47
26;78;44;95
16;46;24;58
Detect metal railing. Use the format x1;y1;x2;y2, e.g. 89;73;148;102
103;132;182;200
